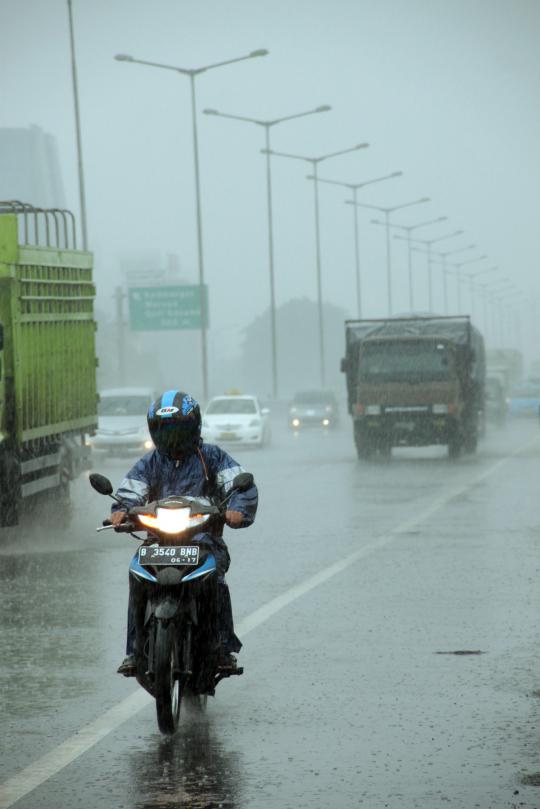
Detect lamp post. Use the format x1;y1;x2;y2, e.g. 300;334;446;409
306;171;403;317
395;230;464;311
346;197;430;316
447;255;488;312
67;0;88;249
115;48;268;402
370;216;446;311
463;266;498;321
264;143;369;386
411;244;477;314
202;104;331;399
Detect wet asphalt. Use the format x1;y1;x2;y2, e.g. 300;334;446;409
1;416;539;808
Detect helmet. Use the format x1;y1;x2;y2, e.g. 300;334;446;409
147;391;201;457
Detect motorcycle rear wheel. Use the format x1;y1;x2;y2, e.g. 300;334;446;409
154;623;181;734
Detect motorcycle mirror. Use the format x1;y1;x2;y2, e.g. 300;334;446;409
231;472;254;492
89;473;114;496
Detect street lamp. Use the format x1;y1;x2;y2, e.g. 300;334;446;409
306;171;403;317
447;255;488;311
463;266;498;321
346;197;430;315
394;230;464;311
202;104;331;398
114;47;269;401
411;244;477;314
67;0;88;249
370;216;447;311
263;142;369;386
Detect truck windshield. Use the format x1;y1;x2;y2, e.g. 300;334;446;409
359;341;452;382
99;396;149;416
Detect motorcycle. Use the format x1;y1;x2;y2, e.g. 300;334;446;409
89;471;253;734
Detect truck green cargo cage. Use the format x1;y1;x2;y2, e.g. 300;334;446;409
0;201;97;444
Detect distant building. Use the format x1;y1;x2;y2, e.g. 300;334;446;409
0;125;65;208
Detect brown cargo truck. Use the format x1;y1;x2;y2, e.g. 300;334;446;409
341;316;485;459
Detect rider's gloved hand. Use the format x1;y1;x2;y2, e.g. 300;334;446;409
110;510;128;528
225;510;244;527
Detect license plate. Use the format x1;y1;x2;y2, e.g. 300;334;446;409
220;432;237;440
395;421;415;430
138;546;200;566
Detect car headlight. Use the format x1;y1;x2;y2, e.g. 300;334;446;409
249;419;261;427
365;405;381;415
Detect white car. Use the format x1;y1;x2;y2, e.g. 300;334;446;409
89;387;155;456
202;395;271;448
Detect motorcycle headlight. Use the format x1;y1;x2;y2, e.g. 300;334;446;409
138;507;210;534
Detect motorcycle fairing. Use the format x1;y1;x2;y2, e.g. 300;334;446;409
182;553;216;582
130;551;158;583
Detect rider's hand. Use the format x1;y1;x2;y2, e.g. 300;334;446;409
110;510;127;527
225;509;244;527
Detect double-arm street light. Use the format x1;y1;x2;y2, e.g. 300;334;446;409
306;171;402;317
447;255;488;311
371;216;447;310
202;104;331;398
463;266;498;321
346;197;430;316
263;143;369;387
395;230;464;311
411;244;477;314
67;0;88;249
115;48;269;401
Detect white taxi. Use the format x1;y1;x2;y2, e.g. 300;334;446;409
202;395;270;448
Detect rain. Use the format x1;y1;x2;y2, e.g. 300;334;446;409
0;1;539;807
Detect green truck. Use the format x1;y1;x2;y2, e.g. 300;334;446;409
341;315;485;459
0;203;98;525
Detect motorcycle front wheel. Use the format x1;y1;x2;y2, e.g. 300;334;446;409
154;622;181;734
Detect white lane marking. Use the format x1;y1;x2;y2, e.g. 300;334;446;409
0;438;535;808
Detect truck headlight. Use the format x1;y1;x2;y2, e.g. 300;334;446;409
365;405;381;415
432;404;449;414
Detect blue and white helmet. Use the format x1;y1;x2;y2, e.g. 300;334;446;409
147;391;201;457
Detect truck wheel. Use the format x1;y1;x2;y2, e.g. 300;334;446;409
448;433;461;459
378;442;392;459
354;425;373;460
463;429;478;454
0;452;20;527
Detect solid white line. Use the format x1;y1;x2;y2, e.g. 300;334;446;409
0;438;534;808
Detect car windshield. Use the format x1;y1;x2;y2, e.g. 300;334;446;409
293;391;335;405
206;398;257;415
99;396;149;416
359;341;452;382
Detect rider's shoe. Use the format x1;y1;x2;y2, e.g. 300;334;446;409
218;652;238;670
117;654;136;676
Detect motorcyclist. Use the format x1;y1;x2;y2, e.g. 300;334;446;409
110;390;258;676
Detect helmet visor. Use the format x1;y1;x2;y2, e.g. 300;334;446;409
150;419;199;455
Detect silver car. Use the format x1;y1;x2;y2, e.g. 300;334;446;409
89;387;155;455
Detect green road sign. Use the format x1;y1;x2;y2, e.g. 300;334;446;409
128;285;208;331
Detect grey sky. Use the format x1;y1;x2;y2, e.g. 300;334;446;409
1;0;539;353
